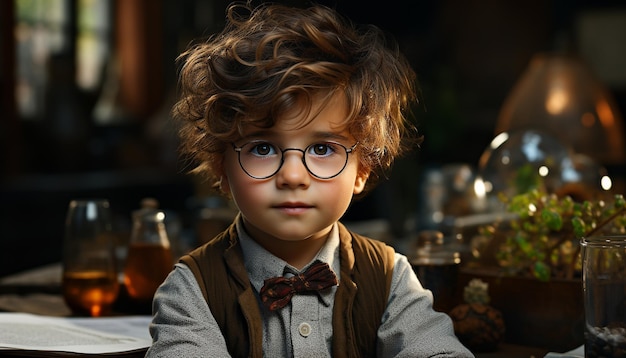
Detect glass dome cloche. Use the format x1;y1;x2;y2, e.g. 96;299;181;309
474;129;609;212
494;53;625;166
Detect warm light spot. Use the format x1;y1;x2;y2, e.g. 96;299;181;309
490;132;509;149
538;165;549;177
91;305;102;317
580;112;596;127
594;98;624;163
474;178;486;198
545;87;569;115
86;288;105;317
596;99;615;127
484;180;493;193
528;203;537;213
601;175;613;191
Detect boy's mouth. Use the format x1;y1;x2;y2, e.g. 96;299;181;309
273;202;314;214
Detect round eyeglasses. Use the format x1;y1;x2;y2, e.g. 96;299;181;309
232;140;358;179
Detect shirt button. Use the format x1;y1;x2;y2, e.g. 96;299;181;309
298;322;312;337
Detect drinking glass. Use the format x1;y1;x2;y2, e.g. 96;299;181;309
62;199;119;317
123;210;172;305
410;230;461;312
581;235;626;358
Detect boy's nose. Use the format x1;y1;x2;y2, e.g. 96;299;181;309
275;151;310;188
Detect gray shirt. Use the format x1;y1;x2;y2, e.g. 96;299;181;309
147;221;474;357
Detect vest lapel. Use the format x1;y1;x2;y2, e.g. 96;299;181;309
332;223;360;358
223;225;264;358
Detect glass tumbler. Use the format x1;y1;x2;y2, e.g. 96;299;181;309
581;235;626;358
123;210;172;304
62;199;119;317
410;230;461;312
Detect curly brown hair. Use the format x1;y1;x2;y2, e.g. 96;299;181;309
174;2;420;193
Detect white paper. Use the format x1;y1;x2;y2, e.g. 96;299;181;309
0;312;152;355
544;345;584;358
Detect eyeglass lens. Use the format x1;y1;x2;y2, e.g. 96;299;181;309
235;141;354;179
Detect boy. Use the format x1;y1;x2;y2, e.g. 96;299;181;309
147;2;474;357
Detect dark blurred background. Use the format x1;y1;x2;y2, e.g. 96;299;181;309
2;0;626;276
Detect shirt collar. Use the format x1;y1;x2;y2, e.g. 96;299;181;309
236;217;340;307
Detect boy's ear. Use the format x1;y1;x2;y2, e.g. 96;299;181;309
353;170;369;195
219;175;230;194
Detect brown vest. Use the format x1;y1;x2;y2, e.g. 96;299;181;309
181;222;395;358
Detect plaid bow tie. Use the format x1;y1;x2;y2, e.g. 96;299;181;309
259;261;338;311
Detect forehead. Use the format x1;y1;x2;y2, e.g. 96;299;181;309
242;92;351;138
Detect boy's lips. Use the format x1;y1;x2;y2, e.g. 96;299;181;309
272;202;314;214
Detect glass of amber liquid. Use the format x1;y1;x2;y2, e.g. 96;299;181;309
124;210;172;305
62;199;119;317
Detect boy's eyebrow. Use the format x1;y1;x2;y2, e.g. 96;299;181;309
312;131;351;142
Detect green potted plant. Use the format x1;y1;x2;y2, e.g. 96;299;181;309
457;187;626;352
477;189;626;281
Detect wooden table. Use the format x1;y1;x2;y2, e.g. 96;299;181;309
0;264;149;357
0;263;68;316
474;344;548;358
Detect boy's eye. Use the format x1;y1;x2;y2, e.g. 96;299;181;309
308;143;338;157
250;142;276;156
